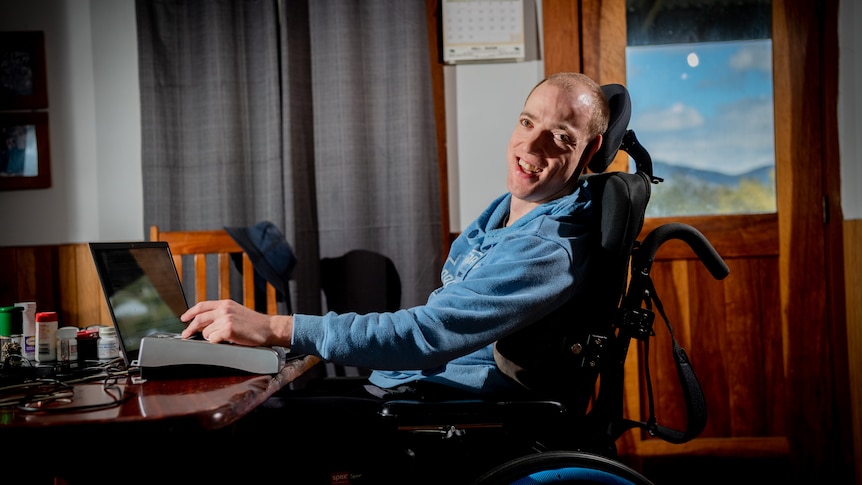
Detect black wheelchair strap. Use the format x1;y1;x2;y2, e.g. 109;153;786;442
619;277;708;444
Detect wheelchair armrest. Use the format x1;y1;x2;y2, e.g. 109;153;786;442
378;399;568;427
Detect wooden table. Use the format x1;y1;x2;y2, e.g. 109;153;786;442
0;355;321;484
2;355;319;430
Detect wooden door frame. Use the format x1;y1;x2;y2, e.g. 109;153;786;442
541;0;853;481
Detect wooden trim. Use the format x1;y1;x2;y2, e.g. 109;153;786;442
641;213;779;260
820;0;855;479
579;0;627;84
773;1;849;479
426;0;451;260
542;0;582;75
620;436;791;458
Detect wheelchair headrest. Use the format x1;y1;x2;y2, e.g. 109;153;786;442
588;84;633;173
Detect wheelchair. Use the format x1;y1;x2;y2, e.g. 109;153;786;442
238;84;730;485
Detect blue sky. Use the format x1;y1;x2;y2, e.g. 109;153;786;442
626;39;775;175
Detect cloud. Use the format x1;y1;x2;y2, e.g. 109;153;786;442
633;102;705;132
632;97;775;175
728;43;772;73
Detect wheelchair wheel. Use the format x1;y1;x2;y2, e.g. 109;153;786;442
472;451;654;485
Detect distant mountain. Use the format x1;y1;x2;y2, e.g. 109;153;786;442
650;161;774;187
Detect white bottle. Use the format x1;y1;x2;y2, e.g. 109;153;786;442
35;311;58;362
97;326;119;360
15;301;37;361
56;326;79;362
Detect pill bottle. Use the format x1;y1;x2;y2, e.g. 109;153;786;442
15;301;37;360
56;326;79;362
0;306;14;337
35;311;59;362
97;326;119;360
0;306;23;362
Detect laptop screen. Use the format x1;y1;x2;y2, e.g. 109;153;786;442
89;242;190;365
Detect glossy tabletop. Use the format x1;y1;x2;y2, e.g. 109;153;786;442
0;355;321;432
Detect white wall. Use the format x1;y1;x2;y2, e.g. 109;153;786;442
0;0;141;246
839;0;861;220
0;0;858;248
445;61;545;231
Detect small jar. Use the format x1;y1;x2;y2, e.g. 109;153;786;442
97;326;120;360
76;327;100;361
56;326;79;362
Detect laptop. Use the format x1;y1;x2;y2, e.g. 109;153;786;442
89;241;292;378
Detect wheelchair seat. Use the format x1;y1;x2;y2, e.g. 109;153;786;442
373;84;730;485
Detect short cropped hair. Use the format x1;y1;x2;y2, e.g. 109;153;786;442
528;72;610;141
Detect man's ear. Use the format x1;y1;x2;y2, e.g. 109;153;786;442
580;134;604;174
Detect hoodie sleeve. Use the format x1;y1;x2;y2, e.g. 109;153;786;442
290;228;589;371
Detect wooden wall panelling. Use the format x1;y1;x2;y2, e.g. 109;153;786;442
844;220;862;482
58;243;110;327
619;256;791;463
753;256;786;437
0;246;61;316
0;244;109;329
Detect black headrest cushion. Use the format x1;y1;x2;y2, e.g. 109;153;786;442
588;84;633;173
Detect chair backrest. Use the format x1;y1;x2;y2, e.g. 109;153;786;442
149;225;280;315
320;249;401;314
319;249;402;377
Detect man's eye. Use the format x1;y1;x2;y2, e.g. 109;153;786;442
554;133;573;144
520;119;532;128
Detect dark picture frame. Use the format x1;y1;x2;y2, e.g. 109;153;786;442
0;31;48;110
0;112;51;190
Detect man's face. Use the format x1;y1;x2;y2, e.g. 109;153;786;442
506;82;598;208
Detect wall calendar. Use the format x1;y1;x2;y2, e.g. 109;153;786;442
442;0;525;63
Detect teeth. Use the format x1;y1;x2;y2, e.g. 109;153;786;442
519;160;541;173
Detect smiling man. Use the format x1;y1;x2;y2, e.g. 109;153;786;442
181;72;610;399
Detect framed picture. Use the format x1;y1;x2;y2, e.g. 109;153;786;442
0;112;51;190
0;31;48;110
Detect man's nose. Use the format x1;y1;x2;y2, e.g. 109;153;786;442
523;130;552;154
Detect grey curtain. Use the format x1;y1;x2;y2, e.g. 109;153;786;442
136;0;441;313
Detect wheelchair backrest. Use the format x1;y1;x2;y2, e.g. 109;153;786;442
496;83;728;449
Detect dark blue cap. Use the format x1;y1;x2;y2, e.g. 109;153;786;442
224;221;296;297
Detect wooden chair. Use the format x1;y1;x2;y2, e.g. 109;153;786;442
149;225;279;315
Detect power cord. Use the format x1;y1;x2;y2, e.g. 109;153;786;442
0;357;133;413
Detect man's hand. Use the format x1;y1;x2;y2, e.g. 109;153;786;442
181;299;293;347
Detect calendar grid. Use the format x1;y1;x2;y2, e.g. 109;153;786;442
442;0;525;63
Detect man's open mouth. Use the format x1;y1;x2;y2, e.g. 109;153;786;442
518;159;541;174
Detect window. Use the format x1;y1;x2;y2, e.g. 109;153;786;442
626;0;774;217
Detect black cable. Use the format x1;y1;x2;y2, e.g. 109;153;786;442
15;374;131;413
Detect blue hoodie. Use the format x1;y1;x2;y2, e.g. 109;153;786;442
291;182;593;395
